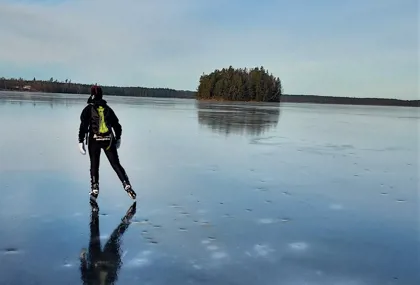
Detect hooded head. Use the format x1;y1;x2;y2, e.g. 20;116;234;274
90;85;103;100
87;85;105;104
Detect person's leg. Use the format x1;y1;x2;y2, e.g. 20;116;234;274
88;139;101;200
104;142;136;199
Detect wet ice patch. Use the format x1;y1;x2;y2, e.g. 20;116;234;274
289;242;308;251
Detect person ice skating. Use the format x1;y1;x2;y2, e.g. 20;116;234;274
78;85;136;202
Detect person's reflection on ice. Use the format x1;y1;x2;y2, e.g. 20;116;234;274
79;202;136;285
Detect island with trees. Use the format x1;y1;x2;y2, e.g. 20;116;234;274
196;66;282;102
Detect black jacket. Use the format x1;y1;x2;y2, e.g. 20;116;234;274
78;98;122;143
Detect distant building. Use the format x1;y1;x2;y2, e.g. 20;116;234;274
23;85;32;90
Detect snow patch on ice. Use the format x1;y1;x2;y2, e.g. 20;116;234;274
245;244;275;258
254;244;275;257
127;257;150;267
330;204;344;210
211;251;228;260
125;250;154;268
289;242;308;251
257;218;278;224
189;260;203;270
192;264;202;270
206;245;219;251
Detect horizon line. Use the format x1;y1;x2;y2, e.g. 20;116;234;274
0;76;418;102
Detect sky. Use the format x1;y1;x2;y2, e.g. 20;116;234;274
0;0;418;99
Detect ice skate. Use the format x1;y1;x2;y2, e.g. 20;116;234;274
123;181;137;200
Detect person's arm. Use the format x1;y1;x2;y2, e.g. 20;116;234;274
108;107;122;141
78;106;90;143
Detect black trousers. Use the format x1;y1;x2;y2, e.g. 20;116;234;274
88;138;130;187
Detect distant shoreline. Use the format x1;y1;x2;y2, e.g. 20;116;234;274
1;89;418;107
278;94;419;107
197;96;419;107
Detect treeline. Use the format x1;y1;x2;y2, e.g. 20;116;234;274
0;77;195;99
196;66;282;102
1;76;417;107
280;94;419;107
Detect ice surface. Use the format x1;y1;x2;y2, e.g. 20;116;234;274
0;92;418;285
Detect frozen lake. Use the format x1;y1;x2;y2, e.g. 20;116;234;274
0;92;418;285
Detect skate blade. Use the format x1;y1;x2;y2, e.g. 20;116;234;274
126;190;137;200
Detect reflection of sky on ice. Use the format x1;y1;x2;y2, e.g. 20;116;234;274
0;93;418;285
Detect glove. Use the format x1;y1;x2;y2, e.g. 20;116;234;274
79;142;86;155
115;139;121;149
